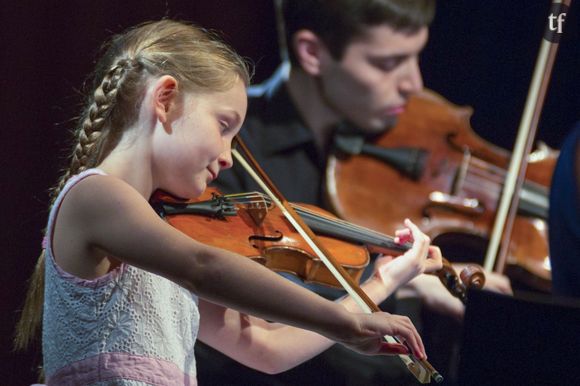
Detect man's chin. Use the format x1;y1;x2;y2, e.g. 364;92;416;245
362;115;399;134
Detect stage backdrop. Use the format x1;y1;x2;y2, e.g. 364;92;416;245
2;1;577;383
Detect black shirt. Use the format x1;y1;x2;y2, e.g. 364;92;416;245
215;63;326;206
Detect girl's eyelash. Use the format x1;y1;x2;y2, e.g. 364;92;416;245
220;121;231;133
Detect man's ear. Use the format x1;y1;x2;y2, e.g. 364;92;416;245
292;30;329;76
153;75;180;124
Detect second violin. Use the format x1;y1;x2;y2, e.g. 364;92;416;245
327;89;554;292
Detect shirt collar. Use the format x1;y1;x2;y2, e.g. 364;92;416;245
247;63;316;156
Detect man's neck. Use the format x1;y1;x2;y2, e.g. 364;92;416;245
286;67;341;151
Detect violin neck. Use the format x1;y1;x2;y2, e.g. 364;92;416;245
292;205;408;254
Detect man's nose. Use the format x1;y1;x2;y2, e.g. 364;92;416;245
399;58;424;96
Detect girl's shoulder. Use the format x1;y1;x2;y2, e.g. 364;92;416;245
59;171;152;232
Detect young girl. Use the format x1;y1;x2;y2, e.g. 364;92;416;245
15;19;442;385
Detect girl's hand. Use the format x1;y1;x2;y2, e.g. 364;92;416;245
336;311;426;359
374;219;443;290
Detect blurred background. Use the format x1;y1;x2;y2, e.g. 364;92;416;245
1;1;578;383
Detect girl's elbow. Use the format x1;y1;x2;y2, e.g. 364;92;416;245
250;345;302;374
254;354;296;375
176;248;222;294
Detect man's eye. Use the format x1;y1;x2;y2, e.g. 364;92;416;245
371;57;403;72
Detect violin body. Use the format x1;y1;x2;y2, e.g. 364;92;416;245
152;188;369;288
327;90;556;292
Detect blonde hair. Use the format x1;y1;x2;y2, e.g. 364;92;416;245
15;19;251;353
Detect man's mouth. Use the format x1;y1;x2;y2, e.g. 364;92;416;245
384;105;406;116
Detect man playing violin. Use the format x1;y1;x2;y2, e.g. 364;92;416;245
200;0;512;384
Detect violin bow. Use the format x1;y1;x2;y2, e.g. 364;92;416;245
484;0;572;273
232;135;443;384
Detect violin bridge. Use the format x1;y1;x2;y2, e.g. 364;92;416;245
245;204;268;226
241;192;272;225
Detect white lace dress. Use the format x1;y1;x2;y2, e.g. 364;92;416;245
42;169;200;386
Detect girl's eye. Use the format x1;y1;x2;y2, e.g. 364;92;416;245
219;121;230;134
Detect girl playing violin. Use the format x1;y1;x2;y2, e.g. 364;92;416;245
15;20;442;385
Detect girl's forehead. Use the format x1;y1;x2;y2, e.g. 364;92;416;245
184;80;248;116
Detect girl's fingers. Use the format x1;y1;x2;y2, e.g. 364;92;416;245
380;314;426;359
395;321;425;359
378;341;410;355
360;313;426;359
425;246;444;272
404;219;429;243
404;219;430;262
394;228;412;244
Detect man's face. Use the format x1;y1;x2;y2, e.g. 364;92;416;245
318;24;428;133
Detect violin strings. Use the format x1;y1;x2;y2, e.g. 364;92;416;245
291;206;405;251
465;157;548;194
292;205;392;240
223;192;399;247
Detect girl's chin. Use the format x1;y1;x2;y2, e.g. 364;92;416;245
163;183;205;200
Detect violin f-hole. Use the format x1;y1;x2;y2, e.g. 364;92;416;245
249;231;284;248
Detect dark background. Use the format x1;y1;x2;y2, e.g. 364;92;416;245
2;1;578;384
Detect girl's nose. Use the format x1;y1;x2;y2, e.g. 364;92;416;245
218;147;233;170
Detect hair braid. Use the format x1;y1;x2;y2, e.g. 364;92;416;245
50;58;139;205
14;58;139;355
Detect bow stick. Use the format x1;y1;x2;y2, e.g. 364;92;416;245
484;0;572;273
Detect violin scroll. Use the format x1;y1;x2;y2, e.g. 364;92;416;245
434;259;485;305
459;264;485;290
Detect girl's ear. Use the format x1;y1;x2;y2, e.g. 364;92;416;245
292;30;329;76
153;75;180;124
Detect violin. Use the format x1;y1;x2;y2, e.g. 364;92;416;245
153;188;369;288
326;89;556;292
151;187;484;301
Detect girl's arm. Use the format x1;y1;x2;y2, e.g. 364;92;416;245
60;175;429;357
196;268;406;374
198;238;443;374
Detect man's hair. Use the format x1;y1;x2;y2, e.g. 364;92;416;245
279;0;435;63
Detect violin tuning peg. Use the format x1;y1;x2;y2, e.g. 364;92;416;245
459;264;486;290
